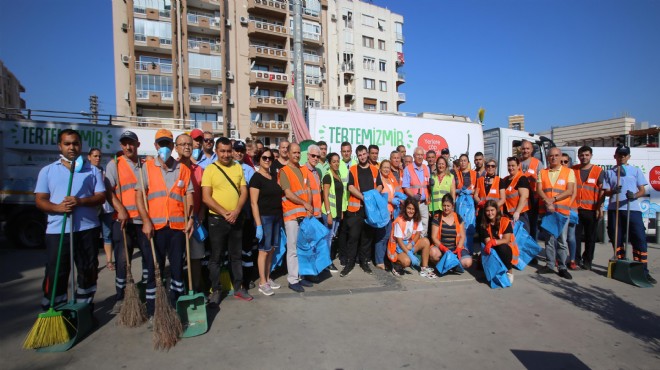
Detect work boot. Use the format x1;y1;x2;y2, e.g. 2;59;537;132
646;274;657;284
340;263;354;277
360;263;373;275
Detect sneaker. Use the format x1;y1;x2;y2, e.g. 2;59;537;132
267;279;281;289
299;279;313;287
288;283;305;292
420;267;437;279
568;261;581;271
507;272;514;284
111;300;123;314
646;274;657;284
209;290;221;305
234;289;254;301
340;264;354;277
328;263;339;273
537;266;555;274
558;269;573;280
248;281;256;289
391;267;402;277
582;261;592;271
360;263;373;275
258;283;274;296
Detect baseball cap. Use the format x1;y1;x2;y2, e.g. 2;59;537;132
233;141;246;152
155;129;173;143
615;145;630;156
119;131;139;142
190;128;204;140
441;148;450;155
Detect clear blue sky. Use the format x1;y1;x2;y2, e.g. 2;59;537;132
1;0;658;133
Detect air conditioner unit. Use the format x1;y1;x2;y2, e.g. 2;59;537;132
225;19;232;27
226;71;234;80
331;14;337;21
123;92;130;101
121;23;128;32
228;98;234;105
121;54;130;65
239;16;248;25
230;130;238;138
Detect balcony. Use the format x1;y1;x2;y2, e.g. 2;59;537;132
190;93;222;107
249;45;288;62
397;72;405;85
341;62;354;75
305;76;322;86
395;32;404;42
135;61;173;75
248;20;288;41
397;92;406;102
188;39;221;54
136;90;174;105
249;70;290;86
250;120;291;134
134;116;199;130
187;13;221;33
302;53;323;65
250;95;287;110
188;67;221;82
133;4;171;19
248;0;288;16
134;33;172;53
302;31;322;45
342;84;356;97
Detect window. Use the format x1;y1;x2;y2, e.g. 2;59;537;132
134;19;172;42
342;9;353;29
305;64;321;78
190;112;218;123
379;60;386;72
395;41;403;53
362;36;374;48
364;78;375;90
252;64;269;71
272;65;285;73
378;19;386;31
362;14;374;27
363;57;375;71
135;75;172;92
364;103;376;111
379;81;387;92
190;86;218;95
395;22;404;41
188;53;221;71
378;39;386;50
380;101;388;111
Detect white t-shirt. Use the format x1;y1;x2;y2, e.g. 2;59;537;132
393;220;423;241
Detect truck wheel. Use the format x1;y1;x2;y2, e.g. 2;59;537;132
10;210;46;248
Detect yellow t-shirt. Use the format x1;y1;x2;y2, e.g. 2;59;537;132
538;166;576;186
201;161;246;214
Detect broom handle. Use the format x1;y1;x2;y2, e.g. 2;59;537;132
184;196;193;292
625;194;631;260
613;165;621;258
137;159;162;278
115;156;133;275
69;214;75;304
48;163;75;309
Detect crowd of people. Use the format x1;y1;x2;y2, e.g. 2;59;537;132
34;129;656;322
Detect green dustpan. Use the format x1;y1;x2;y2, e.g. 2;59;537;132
611;259;653;288
176;291;208;337
36;302;93;352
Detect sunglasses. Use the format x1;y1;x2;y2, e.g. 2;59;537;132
560;160;569;164
204;139;214;143
485;164;496;168
309;153;319;159
261;155;273;161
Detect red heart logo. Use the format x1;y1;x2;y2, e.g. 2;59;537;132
417;133;448;153
650;166;660;191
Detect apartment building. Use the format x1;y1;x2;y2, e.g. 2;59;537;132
0;60;26;118
326;0;405;113
112;0;403;145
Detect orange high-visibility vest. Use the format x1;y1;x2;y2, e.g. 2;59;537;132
115;156;139;219
521;157;541;197
347;164;379;212
486;216;519;266
381;172;401;214
387;216;419;263
280;164;310;222
405;163;430;200
145;159;191;230
572;164;602;211
435;212;463;252
456;169;477;191
539;167;572;216
476;176;501;201
302;165;322;217
503;172;530;214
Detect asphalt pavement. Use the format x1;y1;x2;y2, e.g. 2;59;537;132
1;238;658;370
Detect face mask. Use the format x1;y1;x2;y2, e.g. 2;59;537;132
158;147;172;162
60;154;84;173
192;148;201;159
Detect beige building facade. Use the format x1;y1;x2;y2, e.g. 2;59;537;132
508;114;524;131
0;60;26;118
542;116;636;147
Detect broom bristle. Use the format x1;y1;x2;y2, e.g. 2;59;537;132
118;279;147;328
152;284;182;350
23;310;71;349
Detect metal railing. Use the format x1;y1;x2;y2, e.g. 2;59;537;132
251;70;289;82
136;90;174;100
188;67;222;78
398;92;406;101
251;20;288;35
190;93;222;104
302;31;321;41
133;34;171;46
135;61;173;74
133;5;170;17
303;7;320;17
187;14;220;27
341;62;354;72
302;53;321;63
188;39;221;53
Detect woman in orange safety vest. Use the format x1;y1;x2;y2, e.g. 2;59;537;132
386;197;434;278
478;200;519;283
430;193;472;272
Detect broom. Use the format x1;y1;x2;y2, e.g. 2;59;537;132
138;159;182;350
23;160;76;349
116;156;147;327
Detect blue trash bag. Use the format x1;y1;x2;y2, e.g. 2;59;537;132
540;212;569;239
569;210;579;225
436;250;464;275
363;190;391;228
456;191;476;253
513;222;542;271
192;217;208;243
314;236;333;273
482;249;512;289
392;192;407;220
271;227;287;272
297;217;330;276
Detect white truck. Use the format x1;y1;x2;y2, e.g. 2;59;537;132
1;112;188;248
308;108;550;175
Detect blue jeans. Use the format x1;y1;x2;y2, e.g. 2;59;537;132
321;213;341;261
567;222;577;263
373;220;392;265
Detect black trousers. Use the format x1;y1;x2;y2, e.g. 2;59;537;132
576;209;598;263
345;209;375;265
336;211;349;262
112;221;152;306
208;214;244;291
493;244;513;271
